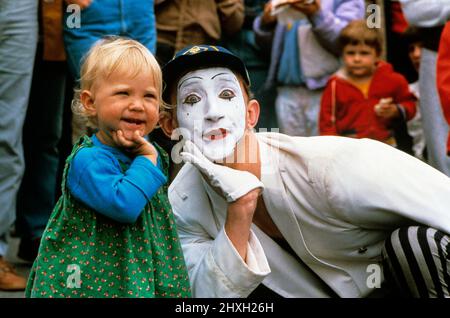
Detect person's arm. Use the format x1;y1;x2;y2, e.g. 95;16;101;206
374;74;417;122
318;139;450;232
175;141;270;297
306;0;365;53
253;2;278;53
225;190;260;261
399;0;450;27
394;75;417;121
173;197;270;298
437;22;450;155
67;147;167;223
376;76;418;121
216;0;245;37
319;79;339;135
179;140;264;258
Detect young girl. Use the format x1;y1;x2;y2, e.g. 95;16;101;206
25;37;191;298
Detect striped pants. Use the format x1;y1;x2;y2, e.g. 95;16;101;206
382;226;450;298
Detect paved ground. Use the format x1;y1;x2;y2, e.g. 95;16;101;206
0;234;31;298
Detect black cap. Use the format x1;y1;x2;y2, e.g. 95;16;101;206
162;45;250;101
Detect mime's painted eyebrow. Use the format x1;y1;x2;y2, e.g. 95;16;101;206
178;76;203;89
211;72;233;80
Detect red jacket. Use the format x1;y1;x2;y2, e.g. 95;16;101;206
319;62;417;142
437;22;450;156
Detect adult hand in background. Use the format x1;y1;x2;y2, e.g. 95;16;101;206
261;1;278;26
65;0;93;10
289;0;321;17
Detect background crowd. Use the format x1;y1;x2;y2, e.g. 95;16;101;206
0;0;449;293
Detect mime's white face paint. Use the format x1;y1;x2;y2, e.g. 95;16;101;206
176;67;246;161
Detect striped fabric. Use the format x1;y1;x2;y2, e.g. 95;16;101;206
382;226;450;298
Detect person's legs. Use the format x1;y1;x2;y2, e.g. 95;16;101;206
275;86;321;136
15;44;67;262
0;235;7;261
0;0;38;290
382;226;450;298
303;87;323;137
0;0;38;246
63;1;121;142
275;86;307;136
419;48;450;176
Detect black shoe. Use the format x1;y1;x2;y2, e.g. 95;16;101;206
17;237;41;263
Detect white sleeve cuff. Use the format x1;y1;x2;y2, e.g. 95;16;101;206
226;181;264;202
211;227;271;296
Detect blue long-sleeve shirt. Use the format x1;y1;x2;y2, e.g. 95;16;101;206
67;135;167;224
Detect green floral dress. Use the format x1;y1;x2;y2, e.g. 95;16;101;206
25;136;191;298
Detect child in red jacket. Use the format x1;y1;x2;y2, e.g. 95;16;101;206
319;20;416;146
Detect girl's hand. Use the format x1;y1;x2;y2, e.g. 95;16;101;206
65;0;93;9
112;130;158;165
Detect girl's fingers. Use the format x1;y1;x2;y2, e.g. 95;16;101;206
129;130;148;147
130;131;158;155
112;130;157;157
115;130;135;147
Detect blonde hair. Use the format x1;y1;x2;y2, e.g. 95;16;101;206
72;36;163;128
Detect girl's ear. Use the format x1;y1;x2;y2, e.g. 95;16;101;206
246;99;260;129
80;90;96;116
159;111;178;138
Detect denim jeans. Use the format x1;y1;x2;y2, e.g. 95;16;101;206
15;42;67;240
63;0;156;80
0;0;38;255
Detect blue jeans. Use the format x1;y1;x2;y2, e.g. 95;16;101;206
0;0;38;255
63;0;156;80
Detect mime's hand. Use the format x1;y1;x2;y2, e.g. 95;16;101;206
180;140;264;202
